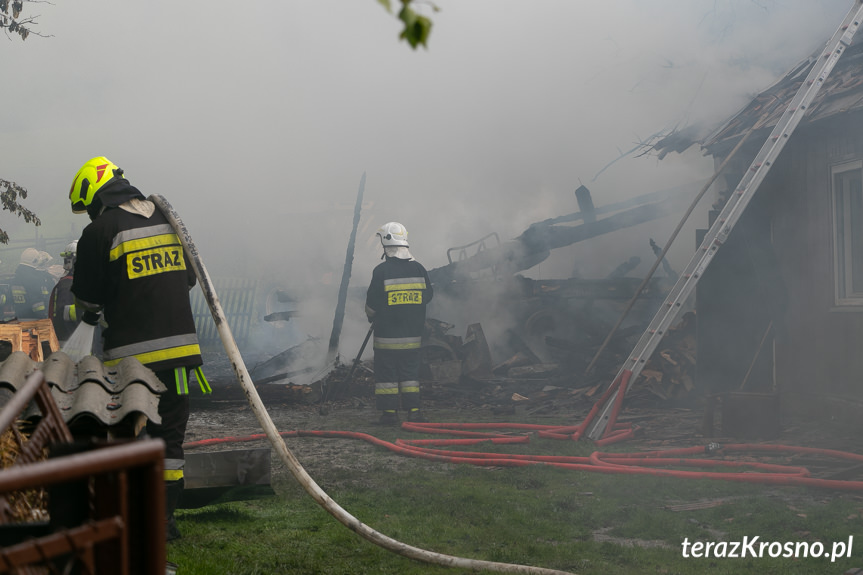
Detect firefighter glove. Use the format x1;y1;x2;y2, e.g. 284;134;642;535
82;310;101;326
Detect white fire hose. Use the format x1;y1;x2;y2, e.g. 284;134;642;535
149;195;574;575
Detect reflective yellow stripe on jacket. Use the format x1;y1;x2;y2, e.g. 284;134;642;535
108;224;180;261
102;334;201;367
383;277;427;291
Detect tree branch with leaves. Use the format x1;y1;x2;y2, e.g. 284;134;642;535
378;0;438;49
1;0;50;42
0;180;41;244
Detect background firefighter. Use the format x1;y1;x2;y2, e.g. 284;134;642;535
365;221;433;425
67;156;209;542
48;240;80;342
11;247;55;320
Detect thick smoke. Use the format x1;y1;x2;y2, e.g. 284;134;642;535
0;0;853;368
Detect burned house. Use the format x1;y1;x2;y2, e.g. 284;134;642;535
659;37;863;416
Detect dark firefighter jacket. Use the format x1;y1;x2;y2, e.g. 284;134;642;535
49;273;77;341
365;257;433;350
11;264;54;320
72;203;202;372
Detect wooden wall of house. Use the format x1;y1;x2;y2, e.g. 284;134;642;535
695;156;784;395
769;114;863;398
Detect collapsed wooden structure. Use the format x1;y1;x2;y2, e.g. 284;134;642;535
0;320;59;363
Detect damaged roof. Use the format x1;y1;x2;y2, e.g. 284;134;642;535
0;351;165;434
655;40;863;157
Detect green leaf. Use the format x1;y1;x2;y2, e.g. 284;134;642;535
398;6;432;49
377;0;392;13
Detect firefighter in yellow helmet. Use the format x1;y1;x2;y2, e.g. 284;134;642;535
365;222;433;425
68;156;209;542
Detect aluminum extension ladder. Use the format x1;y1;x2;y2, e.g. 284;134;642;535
586;0;863;441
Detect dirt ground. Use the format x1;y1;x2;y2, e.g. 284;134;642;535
184;396;459;492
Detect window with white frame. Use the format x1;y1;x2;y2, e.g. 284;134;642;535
832;160;863;305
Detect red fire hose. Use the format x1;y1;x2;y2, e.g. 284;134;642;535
184;423;863;492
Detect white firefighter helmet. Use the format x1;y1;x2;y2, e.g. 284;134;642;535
376;222;409;247
19;247;41;268
61;240;78;272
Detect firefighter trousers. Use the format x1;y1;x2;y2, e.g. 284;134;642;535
374;348;421;412
146;368;191;540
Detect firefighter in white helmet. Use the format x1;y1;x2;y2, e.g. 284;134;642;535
365;222;433;425
10;247;54;319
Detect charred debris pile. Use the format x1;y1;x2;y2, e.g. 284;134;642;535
396;183;699;413
406;298;694;415
236;278;697;416
209;185;702;414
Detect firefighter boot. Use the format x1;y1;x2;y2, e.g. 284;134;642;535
378;410;400;426
165;479;184;542
407;409;427;423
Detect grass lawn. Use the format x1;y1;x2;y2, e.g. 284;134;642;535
168;407;863;574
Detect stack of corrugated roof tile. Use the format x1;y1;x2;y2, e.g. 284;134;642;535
0;351;165;439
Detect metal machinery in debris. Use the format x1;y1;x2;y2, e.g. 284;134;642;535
423;186;684;380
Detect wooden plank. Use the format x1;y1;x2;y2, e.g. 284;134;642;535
25;331;42;362
0;320;58;361
0;325;23;353
18;320;59;353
